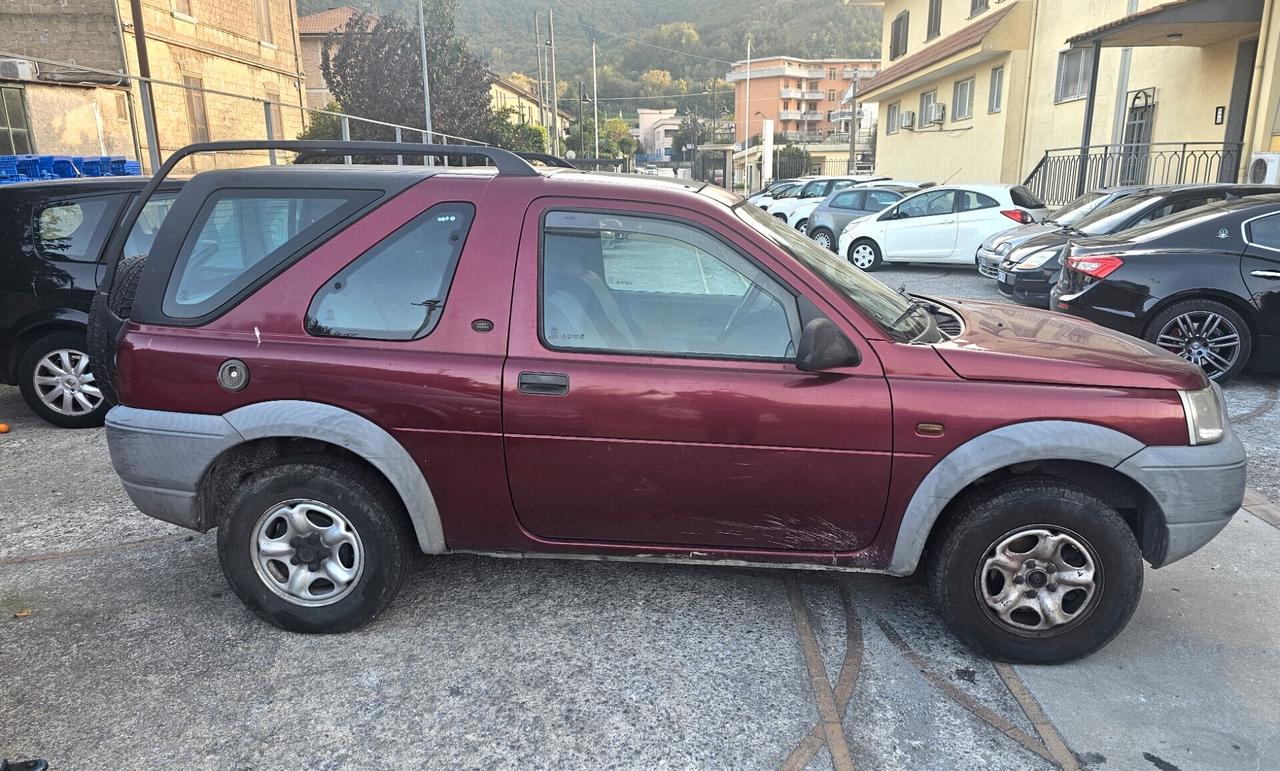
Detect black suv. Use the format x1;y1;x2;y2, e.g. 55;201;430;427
0;178;181;427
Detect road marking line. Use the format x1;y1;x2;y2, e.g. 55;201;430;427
784;576;857;771
782;584;864;770
875;617;1060;767
994;663;1082;771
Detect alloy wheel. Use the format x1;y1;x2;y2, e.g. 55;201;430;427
1154;310;1242;380
251;499;365;607
974;525;1102;637
33;349;104;417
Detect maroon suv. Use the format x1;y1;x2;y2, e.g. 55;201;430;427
96;142;1245;662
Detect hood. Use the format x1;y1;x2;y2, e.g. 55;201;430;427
932;299;1207;391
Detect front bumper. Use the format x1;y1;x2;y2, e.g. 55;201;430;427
976;248;1003;278
1118;393;1246;567
105;405;242;531
997;263;1055;308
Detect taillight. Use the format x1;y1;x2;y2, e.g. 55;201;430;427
1066;254;1124;279
1000;209;1034;224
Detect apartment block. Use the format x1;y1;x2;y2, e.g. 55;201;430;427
727;56;880;145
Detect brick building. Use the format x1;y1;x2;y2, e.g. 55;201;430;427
0;0;306;168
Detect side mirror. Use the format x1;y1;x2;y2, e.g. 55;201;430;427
796;317;861;372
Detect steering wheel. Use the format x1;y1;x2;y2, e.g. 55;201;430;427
718;283;763;343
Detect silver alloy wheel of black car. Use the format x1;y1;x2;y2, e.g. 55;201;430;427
251;499;365;607
850;243;878;270
1154;310;1242;380
974;525;1102;636
33;348;104;418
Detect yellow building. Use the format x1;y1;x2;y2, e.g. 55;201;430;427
855;0;1280;203
489;76;572;135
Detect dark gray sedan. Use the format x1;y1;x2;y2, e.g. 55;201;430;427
806;184;919;251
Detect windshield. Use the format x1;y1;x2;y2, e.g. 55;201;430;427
1074;194;1162;235
735;203;935;342
774;185;801;199
1048;191;1108;226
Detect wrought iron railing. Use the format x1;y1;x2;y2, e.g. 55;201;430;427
1024;142;1244;207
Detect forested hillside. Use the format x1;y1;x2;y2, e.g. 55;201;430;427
297;0;881;113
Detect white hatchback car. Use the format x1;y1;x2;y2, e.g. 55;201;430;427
837;184;1050;270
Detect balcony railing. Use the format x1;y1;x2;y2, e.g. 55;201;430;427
780;88;805;99
779;110;805;121
1024;142;1244;207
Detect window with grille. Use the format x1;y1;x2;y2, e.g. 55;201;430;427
183;76;209;143
0;86;33;155
927;0;942;40
890;12;909;60
970;0;989;17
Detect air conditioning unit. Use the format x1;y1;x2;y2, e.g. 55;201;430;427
0;58;38;81
899;110;916;129
1248;153;1280;184
927;103;946;124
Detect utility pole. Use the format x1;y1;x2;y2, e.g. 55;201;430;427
127;0;161;170
577;82;587;158
549;9;560;156
744;33;753;192
416;0;434;164
846;74;859;174
534;13;547;130
591;40;600;159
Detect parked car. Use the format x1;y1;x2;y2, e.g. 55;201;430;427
0;177;181;427
96;140;1244;664
976;185;1153;278
785;177;897;233
747;179;805;209
806;184;920;251
766;176;862;228
838;184;1049;270
997;184;1280;308
1053;195;1280;382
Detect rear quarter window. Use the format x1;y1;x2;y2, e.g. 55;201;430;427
1010;186;1046;209
34;195;122;262
163;189;373;319
1247;212;1280;249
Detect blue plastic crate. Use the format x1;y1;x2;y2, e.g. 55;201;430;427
16;155;54;180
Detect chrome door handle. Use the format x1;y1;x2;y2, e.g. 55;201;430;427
1252;270;1280;279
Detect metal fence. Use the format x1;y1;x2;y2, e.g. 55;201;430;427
2;51;485;174
1024;142;1244;207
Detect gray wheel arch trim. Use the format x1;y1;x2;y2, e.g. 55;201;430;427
223;400;446;554
886;420;1145;575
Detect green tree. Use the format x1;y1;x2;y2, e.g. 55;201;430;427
322;2;497;145
481;108;549;152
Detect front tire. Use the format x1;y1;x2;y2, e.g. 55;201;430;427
927;478;1143;663
795;218;809;234
1144;299;1251;382
848;238;883;271
18;330;111;428
217;460;413;633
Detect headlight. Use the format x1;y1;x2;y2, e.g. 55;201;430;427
1179;386;1225;445
1014;248;1059;271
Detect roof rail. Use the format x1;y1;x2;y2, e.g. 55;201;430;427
96;139;538;299
515;151;577;169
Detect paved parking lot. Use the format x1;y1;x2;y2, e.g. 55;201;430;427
3;265;1279;770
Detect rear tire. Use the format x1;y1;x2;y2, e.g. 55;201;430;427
87;254;148;404
17;330;111;428
216;459;414;633
926;478;1143;663
1143;298;1251;383
809;227;836;252
848;238;883;271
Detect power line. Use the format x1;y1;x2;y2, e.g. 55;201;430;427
594;90;718;102
567;19;734;65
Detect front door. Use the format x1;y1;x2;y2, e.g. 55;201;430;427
1120;89;1155;185
1242;211;1280;366
501;200;894;552
884;189;958;260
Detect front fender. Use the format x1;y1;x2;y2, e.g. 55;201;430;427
887;420;1145;575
